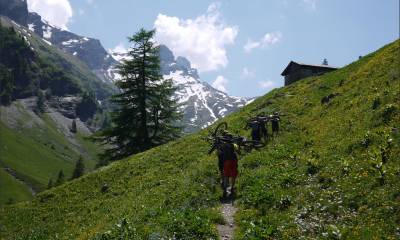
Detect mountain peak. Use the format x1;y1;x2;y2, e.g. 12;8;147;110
176;56;191;69
159;45;199;80
159;44;175;63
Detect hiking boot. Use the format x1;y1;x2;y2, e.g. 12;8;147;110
230;187;236;197
223;190;228;199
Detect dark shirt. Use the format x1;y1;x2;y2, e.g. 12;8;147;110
260;121;267;134
248;121;261;133
271;116;280;131
271;115;280;123
220;141;237;161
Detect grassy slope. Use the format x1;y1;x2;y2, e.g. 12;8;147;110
0;168;32;204
0;111;100;204
232;40;400;239
0;16;109;205
0;40;398;239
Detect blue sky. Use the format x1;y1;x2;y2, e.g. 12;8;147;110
28;0;399;97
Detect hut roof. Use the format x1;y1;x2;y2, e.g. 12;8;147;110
281;61;338;76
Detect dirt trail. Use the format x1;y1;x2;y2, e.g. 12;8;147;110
217;201;237;240
217;186;238;240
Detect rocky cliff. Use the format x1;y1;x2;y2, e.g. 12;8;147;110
0;0;28;26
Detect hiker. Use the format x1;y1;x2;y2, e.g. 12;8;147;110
208;137;225;188
257;115;269;142
219;137;239;198
271;112;280;136
208;131;233;189
246;118;261;141
216;143;224;187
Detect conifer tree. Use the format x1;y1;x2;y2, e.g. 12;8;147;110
71;119;77;133
71;156;85;179
6;198;14;205
56;170;65;186
47;178;53;189
101;113;111;129
93;28;181;162
45;89;52;100
35;90;45;113
76;91;97;121
0;64;13;105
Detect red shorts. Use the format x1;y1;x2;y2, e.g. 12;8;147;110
223;160;238;177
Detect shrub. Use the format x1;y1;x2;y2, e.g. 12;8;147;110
372;96;381;110
307;158;320;175
361;131;372;148
277;196;292;210
381;104;396;123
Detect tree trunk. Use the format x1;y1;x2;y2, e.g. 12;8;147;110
140;44;148;148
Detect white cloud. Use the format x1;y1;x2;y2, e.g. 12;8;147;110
108;43;130;62
154;2;238;72
241;67;255;79
27;0;73;29
302;0;318;10
244;31;282;53
212;75;229;93
258;80;276;89
110;42;127;53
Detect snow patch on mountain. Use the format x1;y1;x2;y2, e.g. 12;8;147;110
109;50;130;63
62;39;79;45
43;39;52;45
164;71;201;103
42;25;52;38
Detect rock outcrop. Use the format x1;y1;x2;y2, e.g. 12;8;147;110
0;0;28;26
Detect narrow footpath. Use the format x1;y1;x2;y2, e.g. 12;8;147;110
217;187;238;240
217;201;237;240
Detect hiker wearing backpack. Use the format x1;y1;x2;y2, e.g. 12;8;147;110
216;146;224;188
260;119;268;142
208;131;234;190
208;137;224;188
219;136;239;198
256;115;269;142
246;118;262;141
271;112;281;136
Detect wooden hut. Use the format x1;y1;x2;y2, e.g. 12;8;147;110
281;61;338;86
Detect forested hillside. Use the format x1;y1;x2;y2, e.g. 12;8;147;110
0;23;80;104
0;18;110;205
0;17;115;101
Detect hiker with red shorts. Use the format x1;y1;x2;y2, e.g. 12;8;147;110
219;138;239;198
